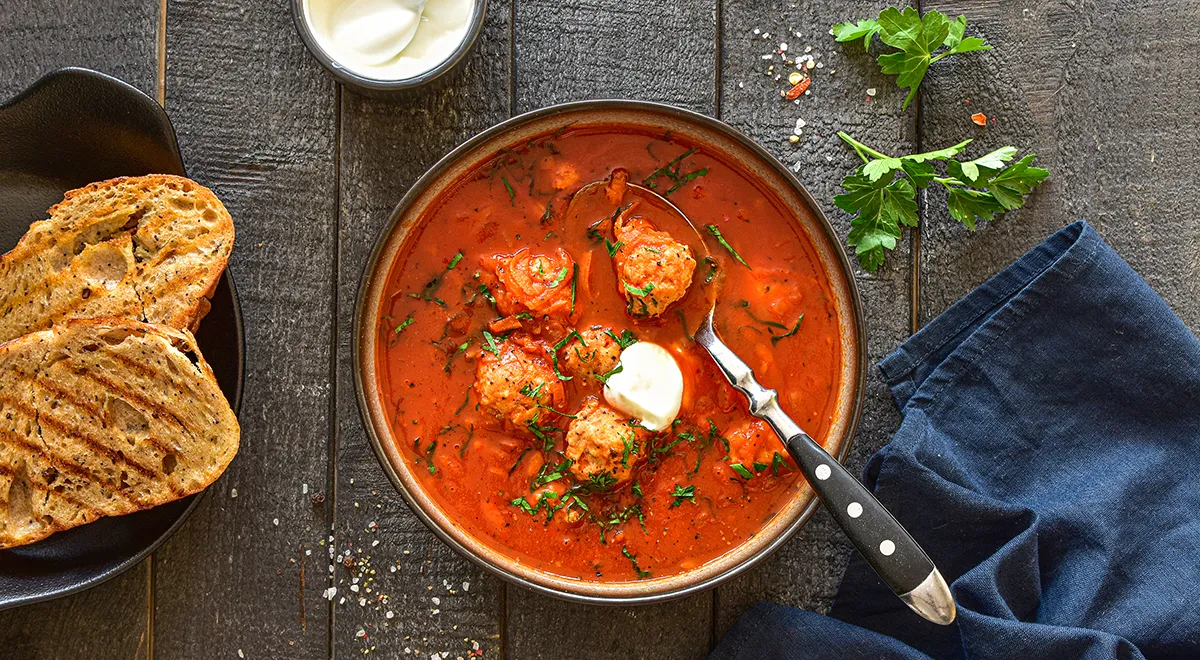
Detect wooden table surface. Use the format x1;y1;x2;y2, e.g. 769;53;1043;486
1;1;1196;658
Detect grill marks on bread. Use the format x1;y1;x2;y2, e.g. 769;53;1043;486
0;175;234;343
0;319;240;548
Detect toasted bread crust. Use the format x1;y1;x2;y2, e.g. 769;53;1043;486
0;318;240;549
0;175;234;342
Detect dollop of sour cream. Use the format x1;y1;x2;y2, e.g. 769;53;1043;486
304;0;475;81
603;342;684;432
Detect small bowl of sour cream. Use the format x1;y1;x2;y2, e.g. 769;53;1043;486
294;0;485;92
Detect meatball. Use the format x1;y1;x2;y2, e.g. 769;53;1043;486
564;398;649;486
474;337;565;433
558;326;622;381
489;247;578;322
612;211;696;317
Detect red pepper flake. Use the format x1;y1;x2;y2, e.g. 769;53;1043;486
785;77;811;101
971;112;987;126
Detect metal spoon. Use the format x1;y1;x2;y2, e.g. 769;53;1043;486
573;175;956;625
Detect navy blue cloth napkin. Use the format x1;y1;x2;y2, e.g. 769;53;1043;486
712;221;1200;659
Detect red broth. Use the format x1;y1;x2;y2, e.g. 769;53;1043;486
375;126;841;581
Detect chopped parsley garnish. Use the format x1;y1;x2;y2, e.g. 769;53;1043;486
705;224;751;270
643;147;707;196
531;457;573;489
703;256;718;284
605;329;638;349
536;403;578;419
526;417;562;452
586;471;618;492
605;238;624;257
443;340;471;373
596;363;623;385
729;463;754;480
772;451;788;476
501;176;515;203
736;300;787;330
515;312;533;320
519;381;545;399
624;281;656;297
549;265;569;288
394;316;415;334
424;440;438;475
620;430;637;468
675;310;693;341
631;481;643;498
570;263;578;314
446;251;464;270
482;330;501;356
669;484;696;508
509;447;532;475
665;167;709;195
771;314;804;345
621;546;651;579
707;419;730;456
551;330;585;381
477;283;497;307
753;461;769;473
541;201;554;224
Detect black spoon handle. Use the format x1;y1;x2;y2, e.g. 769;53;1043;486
695;319;956;624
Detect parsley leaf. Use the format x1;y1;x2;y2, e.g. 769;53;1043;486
834;7;992;110
624;281;656;297
669;484;696;508
831;18;881;51
835;131;1048;272
704;224;751;269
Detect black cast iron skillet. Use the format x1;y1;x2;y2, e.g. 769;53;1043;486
0;67;244;611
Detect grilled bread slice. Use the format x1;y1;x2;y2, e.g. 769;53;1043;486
0;318;239;549
0;175;234;343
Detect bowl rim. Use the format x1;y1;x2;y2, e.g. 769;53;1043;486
353;99;868;605
291;0;489;92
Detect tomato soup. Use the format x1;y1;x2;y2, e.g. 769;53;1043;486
375;126;842;582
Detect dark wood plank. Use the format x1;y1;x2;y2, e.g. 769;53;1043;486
329;3;514;658
507;1;717;656
714;0;918;639
0;2;157;658
918;0;1200;331
152;1;338;657
0;0;157;99
513;0;718;115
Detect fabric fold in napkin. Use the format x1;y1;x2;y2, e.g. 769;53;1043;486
712;221;1200;659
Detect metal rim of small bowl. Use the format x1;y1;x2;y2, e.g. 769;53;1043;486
354;100;868;605
291;0;489;92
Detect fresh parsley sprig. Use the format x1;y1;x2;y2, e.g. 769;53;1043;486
833;7;991;110
834;131;1049;272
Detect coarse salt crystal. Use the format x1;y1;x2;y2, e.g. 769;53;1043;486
867;87;877;96
302;483;308;494
351;584;360;593
753;28;760;34
273;518;279;526
780;42;788;51
372;540;380;547
230;488;237;498
804;45;812;52
386;611;395;619
359;598;367;606
324;587;338;600
432;597;441;605
761;54;773;60
795;118;807;131
238;651;244;659
390;566;397;573
462;581;470;591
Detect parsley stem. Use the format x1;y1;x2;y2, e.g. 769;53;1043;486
837;131;892;162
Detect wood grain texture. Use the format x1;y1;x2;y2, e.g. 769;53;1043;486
714;0;917;639
0;2;156;658
152;0;338;657
513;0;718;115
329;3;513;658
0;0;157;99
918;0;1200;332
507;0;718;656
